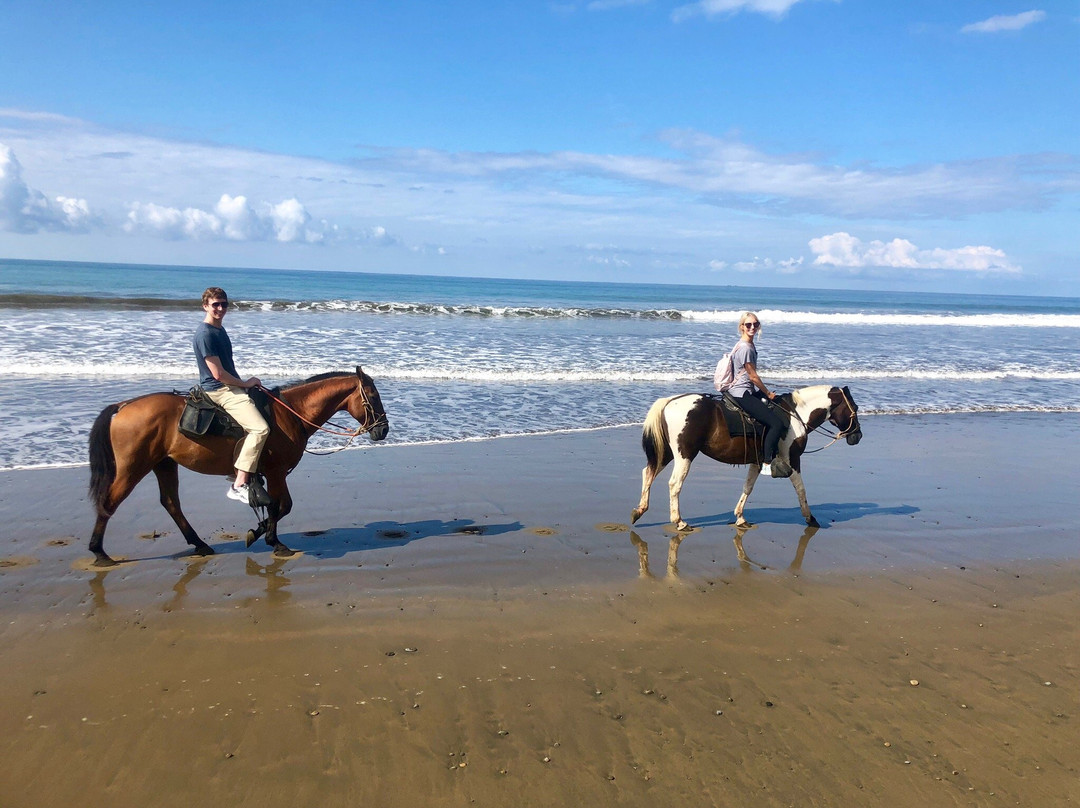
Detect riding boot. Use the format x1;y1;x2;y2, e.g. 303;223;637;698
769;456;793;478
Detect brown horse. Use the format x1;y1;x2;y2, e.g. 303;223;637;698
87;367;388;566
631;384;861;531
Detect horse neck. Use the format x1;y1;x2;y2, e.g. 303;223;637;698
281;375;354;428
794;386;834;431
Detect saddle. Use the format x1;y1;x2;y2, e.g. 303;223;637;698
711;391;768;439
177;386;275;440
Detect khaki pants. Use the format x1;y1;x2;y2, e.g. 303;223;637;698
203;385;270;473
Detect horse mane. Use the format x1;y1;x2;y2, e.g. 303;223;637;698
280;371;354;391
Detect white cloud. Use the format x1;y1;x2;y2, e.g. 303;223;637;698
215;194;266;240
375;129;1074;219
809;232;1021;274
962;10;1045;33
673;0;805;22
0;143;94;233
712;255;803;273
124;194;325;243
268;198;316;243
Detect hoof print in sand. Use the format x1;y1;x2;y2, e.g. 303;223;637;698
595;523;629;533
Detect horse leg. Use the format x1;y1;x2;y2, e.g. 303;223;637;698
789;470;819;527
88;464;152;567
245;520;267;548
88;514;117;567
261;505;296;558
631;458;668;524
667;455;695;531
733;464;763;527
152;460;214;557
259;477;296;557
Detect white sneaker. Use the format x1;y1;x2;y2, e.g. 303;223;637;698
760;463;773;477
226;484;251;504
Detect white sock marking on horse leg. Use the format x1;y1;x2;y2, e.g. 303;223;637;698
668;456;693;529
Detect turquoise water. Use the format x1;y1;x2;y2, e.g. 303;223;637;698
2;258;1078;470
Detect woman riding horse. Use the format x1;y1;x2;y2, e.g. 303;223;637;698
725;311;791;478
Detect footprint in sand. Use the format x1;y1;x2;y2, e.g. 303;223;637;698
455;525;488;536
1;556;40;570
595;523;629;533
138;530;166;540
45;537;74;547
527;526;559;536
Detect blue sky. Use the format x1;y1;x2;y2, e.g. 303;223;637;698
1;0;1077;294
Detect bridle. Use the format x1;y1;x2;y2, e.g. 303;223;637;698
256;377;386;452
777;386;860;455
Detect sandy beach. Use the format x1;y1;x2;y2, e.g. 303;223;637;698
2;412;1078;807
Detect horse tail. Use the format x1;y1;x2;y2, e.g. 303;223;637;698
641;396;676;474
88;403;120;516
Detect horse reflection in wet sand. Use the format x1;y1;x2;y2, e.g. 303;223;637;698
631;524;820;579
632;385;861;532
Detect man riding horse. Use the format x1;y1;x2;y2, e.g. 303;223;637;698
193;286;269;505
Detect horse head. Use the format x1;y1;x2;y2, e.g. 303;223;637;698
349;365;389;441
830;385;862;445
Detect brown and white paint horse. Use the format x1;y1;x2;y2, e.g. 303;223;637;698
631;385;861;531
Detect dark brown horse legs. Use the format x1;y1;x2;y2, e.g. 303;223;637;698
261;503;295;557
152;460;215;558
88;515;116;567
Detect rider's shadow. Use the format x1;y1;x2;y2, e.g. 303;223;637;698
271;518;525;559
688;501;919;529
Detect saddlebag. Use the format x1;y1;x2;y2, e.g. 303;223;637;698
178;387;246;440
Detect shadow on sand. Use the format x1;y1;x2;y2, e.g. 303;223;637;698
241;517;525;559
638;501;919;531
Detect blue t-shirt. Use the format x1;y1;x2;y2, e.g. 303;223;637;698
726;339;758;397
193;321;237;391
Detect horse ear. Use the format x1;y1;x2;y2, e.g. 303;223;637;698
356;365;363;377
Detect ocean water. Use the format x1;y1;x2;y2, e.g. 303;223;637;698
2;258;1079;471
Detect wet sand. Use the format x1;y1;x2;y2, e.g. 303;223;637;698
1;413;1078;807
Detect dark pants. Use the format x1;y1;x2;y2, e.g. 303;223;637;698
735;392;786;463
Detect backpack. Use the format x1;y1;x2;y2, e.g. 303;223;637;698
714;349;736;391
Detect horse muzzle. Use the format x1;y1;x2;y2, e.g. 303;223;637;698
846;428;863;445
369;420;389;442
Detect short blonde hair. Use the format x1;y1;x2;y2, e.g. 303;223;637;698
738;311;761;335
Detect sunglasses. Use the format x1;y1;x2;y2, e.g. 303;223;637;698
209;301;229;309
743;321;760;329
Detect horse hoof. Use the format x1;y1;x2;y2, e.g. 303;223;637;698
193;545;216;557
92;556;118;568
273;545;296;558
675;521;692;532
631;509;643;524
245;530;258;548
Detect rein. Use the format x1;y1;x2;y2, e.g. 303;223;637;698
256;382;384;445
